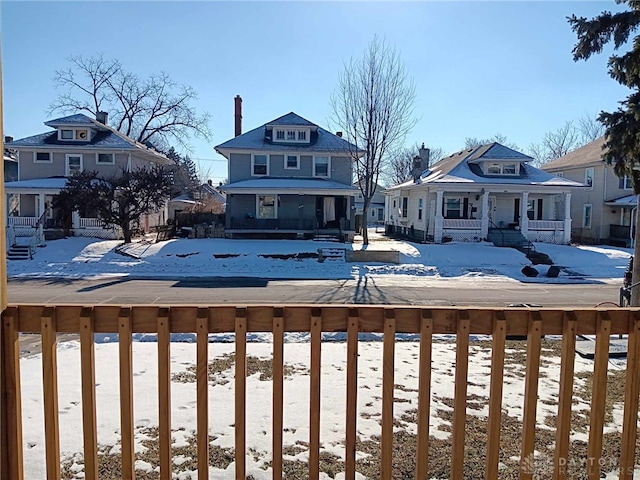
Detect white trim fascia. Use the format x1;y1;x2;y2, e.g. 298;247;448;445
4;186;64;195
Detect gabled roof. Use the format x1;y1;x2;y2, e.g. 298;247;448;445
541;136;607;170
387;142;581;190
7;114;172;164
215;112;359;154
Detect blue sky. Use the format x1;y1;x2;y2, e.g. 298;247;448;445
1;1;630;183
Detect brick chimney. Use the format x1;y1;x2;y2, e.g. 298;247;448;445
96;111;108;125
234;95;242;137
419;143;430;169
336;131;343;137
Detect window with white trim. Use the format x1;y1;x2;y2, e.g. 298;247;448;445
272;127;310;144
313;156;330;177
257;195;276;219
401;197;408;217
97;153;115;165
287;130;296;141
585;167;594;188
444;198;462;219
622;175;633;190
60;129;73;140
252;154;268;176
486;162;518;175
583;204;592;228
285;155;299;169
276;129;285;140
65;154;83;176
297;131;306;141
34;152;52;163
556;171;564;178
75;129;89;141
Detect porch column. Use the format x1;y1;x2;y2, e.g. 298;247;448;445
435;190;444;243
72;211;80;230
563;192;572;244
520;192;529;239
37;193;45;218
481;190;490;239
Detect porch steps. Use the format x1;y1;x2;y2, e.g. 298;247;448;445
318;248;346;262
7;244;32;260
313;234;341;243
487;228;529;248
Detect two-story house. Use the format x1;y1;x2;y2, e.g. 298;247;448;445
5;113;173;240
542;136;636;246
215;98;359;241
385;142;582;244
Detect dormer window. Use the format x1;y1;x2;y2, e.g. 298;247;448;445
58;128;91;141
485;162;518;176
271;126;311;144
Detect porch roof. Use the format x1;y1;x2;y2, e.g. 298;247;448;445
4;177;69;191
605;194;637;207
221;177;357;195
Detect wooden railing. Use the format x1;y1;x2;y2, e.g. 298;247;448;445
78;217;104;228
2;305;640;480
529;220;564;231
7;216;38;227
442;219;482;229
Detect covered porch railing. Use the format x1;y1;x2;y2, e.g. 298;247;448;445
230;217;353;231
2;305;640;479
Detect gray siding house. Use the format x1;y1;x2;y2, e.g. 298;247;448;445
542;136;636;246
215;104;359;240
385;143;582;244
5;113;172;239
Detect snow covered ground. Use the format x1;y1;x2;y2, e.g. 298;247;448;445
7;231;633;284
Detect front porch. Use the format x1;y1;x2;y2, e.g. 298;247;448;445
6;214;120;241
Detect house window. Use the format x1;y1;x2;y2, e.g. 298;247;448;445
371;209;376;218
378;209;384;221
585;167;594;188
556;171;564;178
285;155;299;169
65;154;83;176
60;129;74;140
34;152;52;163
401;197;408;217
257;194;276;219
298;131;306;141
276;129;285;140
418;198;423;220
527;199;536;220
621;175;633;190
503;163;517;175
75;129;89;141
583;204;592;228
97;153;114;165
314;156;330;177
287;130;296;141
487;162;517;175
444;198;461;218
252;154;268;176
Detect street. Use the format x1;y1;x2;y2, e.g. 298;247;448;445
7;276;623;307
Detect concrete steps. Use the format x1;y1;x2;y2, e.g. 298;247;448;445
318;248;346;262
7;244;32;260
487;228;528;247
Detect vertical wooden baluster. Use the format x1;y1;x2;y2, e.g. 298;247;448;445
553;311;577;480
272;307;284;480
619;310;640;480
41;306;60;480
415;309;433;480
235;307;247;480
309;308;322;480
79;307;98;480
157;308;171;480
587;311;611;480
485;311;506;480
118;307;135;480
345;308;359;480
520;310;542;480
451;311;470;480
196;308;209;480
381;309;396;480
2;307;23;480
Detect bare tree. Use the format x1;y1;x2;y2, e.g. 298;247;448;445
529;116;602;165
464;133;520;151
577;112;605;143
50;55;212;151
385;143;445;186
331;36;417;244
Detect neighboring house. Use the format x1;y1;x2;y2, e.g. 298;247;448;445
354;184;386;228
542;136;635;246
4;137;18;183
5;113;172;240
215;98;359;240
385;142;582;244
